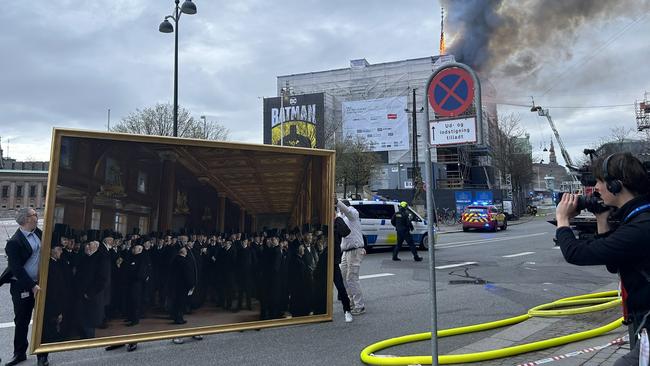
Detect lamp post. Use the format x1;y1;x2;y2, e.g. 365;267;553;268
200;115;207;139
397;163;404;189
159;0;197;137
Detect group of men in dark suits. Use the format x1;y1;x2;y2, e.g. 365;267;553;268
41;225;330;334
1;214;332;366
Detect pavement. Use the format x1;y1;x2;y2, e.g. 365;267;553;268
433;216;633;365
447;282;631;366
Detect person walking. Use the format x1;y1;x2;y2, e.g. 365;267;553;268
333;212;353;322
336;198;366;315
0;208;45;366
390;201;423;262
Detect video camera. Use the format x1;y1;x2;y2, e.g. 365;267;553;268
555;192;610;214
557;151;650;215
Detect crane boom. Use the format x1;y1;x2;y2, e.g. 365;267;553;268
538;108;574;168
531;104;580;184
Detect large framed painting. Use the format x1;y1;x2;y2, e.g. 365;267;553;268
33;129;335;354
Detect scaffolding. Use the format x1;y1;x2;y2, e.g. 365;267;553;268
636;92;650;131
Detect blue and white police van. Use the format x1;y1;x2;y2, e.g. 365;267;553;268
347;200;430;250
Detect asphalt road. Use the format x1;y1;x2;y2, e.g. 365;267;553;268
0;218;618;365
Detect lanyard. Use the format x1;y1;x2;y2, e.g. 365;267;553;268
623;204;650;224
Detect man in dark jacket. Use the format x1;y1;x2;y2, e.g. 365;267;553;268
236;239;255;311
0;208;44;366
555;153;650;366
333;213;353;322
75;241;108;339
169;246;195;324
42;241;67;351
390;202;423;262
125;241;148;326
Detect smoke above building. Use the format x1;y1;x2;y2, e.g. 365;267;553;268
440;0;645;80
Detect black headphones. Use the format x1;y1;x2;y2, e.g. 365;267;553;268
602;154;623;195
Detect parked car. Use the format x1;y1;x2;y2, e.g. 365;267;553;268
461;205;507;232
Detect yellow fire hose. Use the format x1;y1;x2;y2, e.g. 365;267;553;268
360;291;624;365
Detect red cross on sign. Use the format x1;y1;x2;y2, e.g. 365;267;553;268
428;67;475;117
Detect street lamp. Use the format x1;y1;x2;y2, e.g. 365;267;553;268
200;115;207;139
159;0;197;137
279;86;291;146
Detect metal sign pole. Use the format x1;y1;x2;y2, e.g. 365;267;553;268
424;61;482;366
424;73;439;366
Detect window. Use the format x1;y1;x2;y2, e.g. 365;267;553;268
114;213;127;236
91;209;101;230
42;185;47;197
54;205;65;224
137;172;147;193
408;208;422;222
16;186;23;197
29;185;36;197
105;158;121;185
60;138;72;169
1;186;7;198
138;216;149;234
354;204;395;219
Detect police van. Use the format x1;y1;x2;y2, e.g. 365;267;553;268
346;200;430;250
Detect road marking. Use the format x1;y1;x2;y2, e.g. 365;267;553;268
435;262;478;269
502;251;536;258
436;233;548;249
360;273;395;280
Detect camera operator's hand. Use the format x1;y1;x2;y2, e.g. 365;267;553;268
556;193;579;227
594;210;612;234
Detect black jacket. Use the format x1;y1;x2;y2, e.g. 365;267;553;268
0;227;43;291
391;208;414;232
557;195;650;314
333;217;351;265
44;258;68;321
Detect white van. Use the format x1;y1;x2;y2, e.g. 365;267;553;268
347;200;430;250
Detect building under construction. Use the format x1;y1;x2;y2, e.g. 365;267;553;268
275;56;503;206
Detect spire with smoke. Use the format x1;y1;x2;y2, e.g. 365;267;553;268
440;0;645;80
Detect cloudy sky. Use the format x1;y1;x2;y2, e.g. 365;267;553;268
1;0;649;166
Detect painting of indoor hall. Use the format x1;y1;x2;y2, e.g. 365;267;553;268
35;130;335;351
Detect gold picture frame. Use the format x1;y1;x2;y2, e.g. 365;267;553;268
32;128;335;354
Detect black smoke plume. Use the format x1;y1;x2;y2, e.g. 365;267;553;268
440;0;645;79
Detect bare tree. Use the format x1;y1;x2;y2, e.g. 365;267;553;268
112;103;229;141
609;126;635;142
335;136;380;198
492;113;534;214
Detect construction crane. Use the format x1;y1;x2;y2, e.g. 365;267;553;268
530;102;576;169
530;100;580;187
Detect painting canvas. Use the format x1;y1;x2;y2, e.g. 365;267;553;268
32;129;335;353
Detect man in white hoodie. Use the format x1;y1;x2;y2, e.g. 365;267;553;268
335;199;366;315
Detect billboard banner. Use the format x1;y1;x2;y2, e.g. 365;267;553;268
263;92;325;149
342;96;409;152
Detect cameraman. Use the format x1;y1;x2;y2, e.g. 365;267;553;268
555;152;650;366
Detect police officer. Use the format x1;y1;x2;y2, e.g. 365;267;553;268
555;153;650;366
390;202;423;262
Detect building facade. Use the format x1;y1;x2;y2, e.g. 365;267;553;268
274;56;500;193
0;140;49;215
0;170;48;211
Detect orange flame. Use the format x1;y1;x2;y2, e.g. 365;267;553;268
440;34;446;55
439;7;446;55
